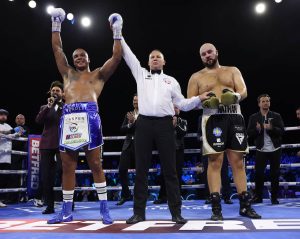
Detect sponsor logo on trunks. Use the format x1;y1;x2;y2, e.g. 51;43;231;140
235;133;245;144
64;104;87;113
163;78;171;84
213;141;224;147
213;127;222;137
66;133;82;140
219;105;238;113
69;123;79;132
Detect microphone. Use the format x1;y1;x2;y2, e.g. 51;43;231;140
49;95;58;104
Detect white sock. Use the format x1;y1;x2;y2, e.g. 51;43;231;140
63;190;74;202
94;182;107;200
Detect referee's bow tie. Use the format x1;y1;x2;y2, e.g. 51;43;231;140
150;70;162;75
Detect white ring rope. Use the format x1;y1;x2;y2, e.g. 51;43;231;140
1;126;299;194
1;163;300;175
1;126;299;142
1;181;300;193
2;143;300;157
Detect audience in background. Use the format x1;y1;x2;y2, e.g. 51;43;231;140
0;109;22;207
116;93;138;206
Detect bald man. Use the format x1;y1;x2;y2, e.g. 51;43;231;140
116;12;210;224
187;43;261;220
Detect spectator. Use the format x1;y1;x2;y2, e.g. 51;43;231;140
0;109;21;207
116;93;138;206
8;114;30;204
296;107;300;157
247;94;285;204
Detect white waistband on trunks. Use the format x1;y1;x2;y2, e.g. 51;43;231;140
203;104;241;116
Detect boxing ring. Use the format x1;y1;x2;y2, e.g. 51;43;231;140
1;127;300;238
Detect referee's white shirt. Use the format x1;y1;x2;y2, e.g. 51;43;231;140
121;38;201;117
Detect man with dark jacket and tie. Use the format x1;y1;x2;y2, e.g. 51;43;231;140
116;93;138;206
36;81;64;214
247;94;284;204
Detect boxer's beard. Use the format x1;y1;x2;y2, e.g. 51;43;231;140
203;56;218;68
0;119;5;124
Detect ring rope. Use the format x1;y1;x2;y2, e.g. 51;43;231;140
1;127;299;195
1;181;300;193
2;142;300;157
1;163;300;175
1;126;299;142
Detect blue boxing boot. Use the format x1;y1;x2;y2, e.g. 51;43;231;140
100;200;113;224
47;201;73;224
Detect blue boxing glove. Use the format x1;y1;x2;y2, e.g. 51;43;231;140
14;126;25;135
108;13;123;40
50;8;66;32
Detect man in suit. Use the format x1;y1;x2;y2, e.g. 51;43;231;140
35;81;64;214
247;94;284;204
116;93;138;206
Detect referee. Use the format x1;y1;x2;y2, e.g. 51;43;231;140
117;22;209;224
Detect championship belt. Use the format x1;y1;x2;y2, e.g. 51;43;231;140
60;112;91;150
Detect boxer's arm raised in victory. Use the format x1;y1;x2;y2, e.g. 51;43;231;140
50;8;71;84
96;13;123;82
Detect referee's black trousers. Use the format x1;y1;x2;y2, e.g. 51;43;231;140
134;115;182;217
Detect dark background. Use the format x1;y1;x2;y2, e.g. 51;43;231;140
2;0;300;139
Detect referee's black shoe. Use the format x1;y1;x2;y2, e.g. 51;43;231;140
116;196;133;206
126;214;145;224
172;214;187;224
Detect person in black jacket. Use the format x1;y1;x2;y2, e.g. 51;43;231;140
153;106;187;204
116;94;138;206
247;94;284;204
